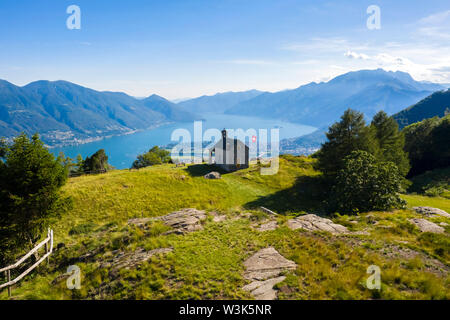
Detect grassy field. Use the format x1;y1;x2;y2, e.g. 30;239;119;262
1;155;449;300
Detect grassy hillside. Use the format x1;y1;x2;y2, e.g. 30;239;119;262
1;156;449;300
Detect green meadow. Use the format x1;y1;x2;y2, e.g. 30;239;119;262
1;155;449;300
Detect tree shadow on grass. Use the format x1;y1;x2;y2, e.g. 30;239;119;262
244;175;330;215
184;164;229;177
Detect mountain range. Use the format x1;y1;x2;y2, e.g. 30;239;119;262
177;89;264;114
393;89;450;128
0;80;197;146
0;68;447;148
223;69;445;127
280;86;450;155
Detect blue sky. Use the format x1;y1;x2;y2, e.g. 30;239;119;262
1;0;449;99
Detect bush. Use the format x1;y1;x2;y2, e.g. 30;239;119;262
132;146;171;169
331;151;406;214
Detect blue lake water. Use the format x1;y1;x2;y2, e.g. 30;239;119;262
51;113;317;169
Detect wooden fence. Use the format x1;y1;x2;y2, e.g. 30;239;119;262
0;228;54;297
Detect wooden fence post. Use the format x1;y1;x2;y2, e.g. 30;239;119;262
45;229;50;264
7;270;11;297
0;228;54;296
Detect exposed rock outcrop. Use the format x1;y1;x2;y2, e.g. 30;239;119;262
413;206;450;218
204;172;221;179
242;247;297;300
242;276;286;300
409;218;445;234
155;208;207;234
287;214;348;234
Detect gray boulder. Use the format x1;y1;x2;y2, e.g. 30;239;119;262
409;218;445;234
287;214;348;234
204;171;221;179
242;247;297;300
413;206;450;218
155;208;207;234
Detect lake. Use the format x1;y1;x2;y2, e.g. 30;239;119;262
51;113;317;169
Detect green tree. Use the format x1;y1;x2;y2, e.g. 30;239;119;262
0;134;71;264
132;146;171;169
82;149;110;173
57;151;74;174
428;115;450;170
403;116;442;176
71;154;85;175
371;111;410;176
332;151;406;214
317;109;377;177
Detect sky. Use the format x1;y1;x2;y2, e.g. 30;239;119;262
1;0;450;100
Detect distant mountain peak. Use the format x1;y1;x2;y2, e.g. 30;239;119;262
225;68;444;127
0;79;199;146
177;89;265;113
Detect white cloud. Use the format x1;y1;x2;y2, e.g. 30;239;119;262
342;49;450;83
417;10;450;40
419;10;450;25
344;51;370;60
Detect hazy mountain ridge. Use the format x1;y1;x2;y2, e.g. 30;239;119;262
226;69;444;127
0;69;446;148
393;89;450;128
177;89;264;114
0;80;198;146
281;87;450;156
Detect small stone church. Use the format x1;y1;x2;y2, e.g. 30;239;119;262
208;129;249;172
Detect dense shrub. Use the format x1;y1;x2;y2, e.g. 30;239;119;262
331;151;406;214
132;146;171;169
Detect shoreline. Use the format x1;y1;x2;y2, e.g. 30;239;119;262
45;121;174;149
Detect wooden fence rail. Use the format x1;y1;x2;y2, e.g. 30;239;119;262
0;228;53;297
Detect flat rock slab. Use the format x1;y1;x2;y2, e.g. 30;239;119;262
287;214;348;234
100;247;173;275
409;218;445;234
413;207;450;218
256;221;278;232
244;247;297;281
243;247;296;300
242;276;286;300
156;208;207;234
